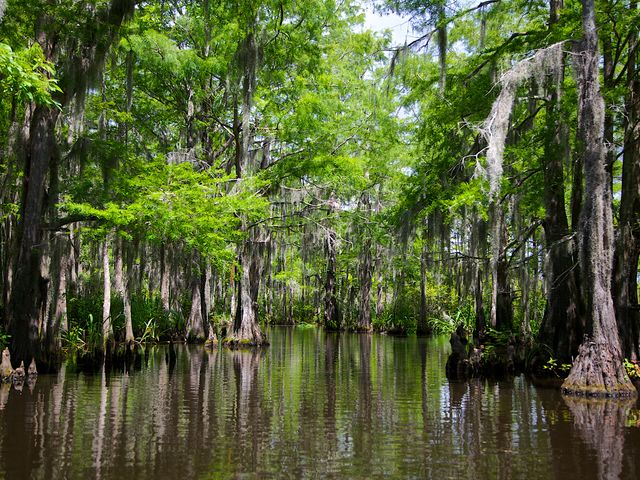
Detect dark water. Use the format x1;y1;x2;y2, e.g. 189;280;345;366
1;327;640;479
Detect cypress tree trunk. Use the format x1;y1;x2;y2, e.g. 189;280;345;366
187;278;205;342
357;235;372;331
561;0;636;397
123;240;134;344
489;202;512;331
417;234;429;336
114;237;133;344
159;242;170;312
470;214;486;337
101;239;113;347
228;229;267;345
613;2;640;360
9;106;59;365
47;234;69;353
356;191;372;331
537;2;584;363
8;0;135;363
375;247;384;317
186;252;206;342
436;4;447;93
324;227;340;330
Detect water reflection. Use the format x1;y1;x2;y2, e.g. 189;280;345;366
564;396;636;480
0;327;638;479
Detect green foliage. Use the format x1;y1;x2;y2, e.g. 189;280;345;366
67;295;103;345
62;326;87;352
139;318;160;343
373;299;417;335
425;316;455;336
0;42;61;106
62;160;263;262
85;313;103;348
624;359;640;380
543;357;572;377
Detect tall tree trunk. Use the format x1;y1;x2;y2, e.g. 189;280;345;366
356;191;372;331
46;234;69;353
187;267;206;342
102;239;113;347
417;233;429;336
537;3;584;362
324;226;340;330
489;202;512;331
159;242;170;312
470;213;486;337
113;237;133;343
613;0;640;360
122;240;134;344
229;263;237;323
9;106;58;365
228;228;267;345
203;263;213;321
562;0;636;397
357;235;372;331
375;247;384;317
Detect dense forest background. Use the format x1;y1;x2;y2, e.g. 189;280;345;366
0;0;638;394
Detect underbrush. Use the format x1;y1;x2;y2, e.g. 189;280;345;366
65;293;186;351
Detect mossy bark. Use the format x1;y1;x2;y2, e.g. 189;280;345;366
561;0;636;398
226;231;268;347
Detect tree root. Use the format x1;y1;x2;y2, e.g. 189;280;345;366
561;341;637;397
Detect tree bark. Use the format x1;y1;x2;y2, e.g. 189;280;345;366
8;106;58;365
417;233;429;336
113;237;133;343
613;0;640;360
187;267;206;342
159;242;170;312
537;8;585;362
228;229;267;345
356;191;373;331
356;234;372;331
436;3;447;93
123;239;135;344
7;0;135;363
489;202;512;331
562;0;636;397
46;234;69;353
324;227;340;330
102;239;113;346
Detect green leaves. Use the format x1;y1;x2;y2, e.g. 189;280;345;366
0;42;61;107
62;158;267;261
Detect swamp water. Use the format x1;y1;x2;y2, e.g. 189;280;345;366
1;327;639;479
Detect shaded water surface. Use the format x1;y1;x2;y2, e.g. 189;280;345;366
1;327;640;479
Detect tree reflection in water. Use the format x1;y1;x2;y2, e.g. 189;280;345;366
0;328;639;479
563;396;635;480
